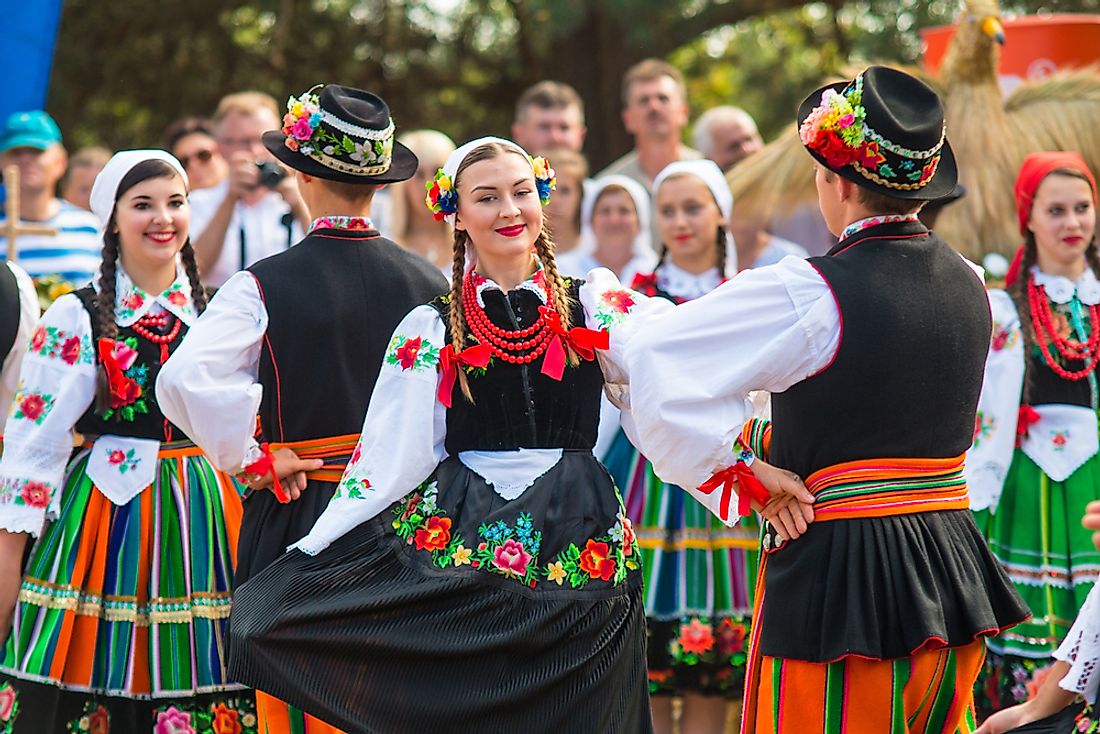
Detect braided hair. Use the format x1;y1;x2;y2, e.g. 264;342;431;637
445;142;576;403
94;159;205;409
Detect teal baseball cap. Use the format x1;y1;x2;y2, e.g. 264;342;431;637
0;111;63;153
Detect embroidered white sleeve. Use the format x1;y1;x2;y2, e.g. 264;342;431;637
0;293;96;535
0;262;41;435
292;305;448;555
155;270;267;474
578;267;675;410
966;289;1025;513
622;258;840;517
1055;574;1100;701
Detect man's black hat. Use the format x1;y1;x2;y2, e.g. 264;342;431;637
263;84;417;185
797;66;957;200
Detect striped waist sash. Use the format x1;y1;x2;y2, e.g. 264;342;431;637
270;433;360;483
806;455;969;522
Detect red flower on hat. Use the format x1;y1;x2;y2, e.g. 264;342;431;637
814;130;858;169
857;141;886;171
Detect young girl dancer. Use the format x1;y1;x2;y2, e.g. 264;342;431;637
968;151;1100;714
0;151;252;732
604;160;753;734
225;137;806;732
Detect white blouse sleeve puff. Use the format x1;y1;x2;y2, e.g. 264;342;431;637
155;270;268;474
618;258;841;502
292;305;448;555
0;293;95;535
0;262;42;434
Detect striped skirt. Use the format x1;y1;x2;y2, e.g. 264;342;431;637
0;443;254;732
604;428;758;697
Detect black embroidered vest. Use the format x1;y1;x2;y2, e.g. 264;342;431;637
248;228;448;442
770;222;991;479
430;280;604;454
1009;290;1094;407
72;286;187;441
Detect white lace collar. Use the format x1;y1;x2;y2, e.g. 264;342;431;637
1031;266;1100;306
470;265;550;307
93;264;198;327
657;262;722;301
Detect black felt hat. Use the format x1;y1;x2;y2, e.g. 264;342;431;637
263;84;417;185
797;66;957;200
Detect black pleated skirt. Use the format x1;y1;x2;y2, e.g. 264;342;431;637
228;453;652;733
758;509;1030;662
235;478;338;585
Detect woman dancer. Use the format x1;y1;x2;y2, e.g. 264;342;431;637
0;151;252;731
968;151;1100;714
225;137;805;733
604;160;753;734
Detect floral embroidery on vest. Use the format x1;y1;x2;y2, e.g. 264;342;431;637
66;701;109;734
98;337;150;422
385;334;440;372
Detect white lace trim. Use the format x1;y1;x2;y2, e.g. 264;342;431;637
1031;266;1100;305
1055;574;1100;700
656;262;721;301
458;449;562;500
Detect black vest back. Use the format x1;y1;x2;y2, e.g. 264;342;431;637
770;222;990;479
0;264;20;364
431;279;604;454
248;228;448;442
72;286;187;440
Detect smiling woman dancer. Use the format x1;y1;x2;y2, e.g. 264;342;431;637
224;136;809;733
0;151;252;732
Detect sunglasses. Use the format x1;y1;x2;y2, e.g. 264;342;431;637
178;149;214;169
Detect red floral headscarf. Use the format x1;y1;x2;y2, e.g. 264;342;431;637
1006;151;1098;286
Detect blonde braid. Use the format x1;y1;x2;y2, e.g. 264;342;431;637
449;230;475;403
533;226;578;366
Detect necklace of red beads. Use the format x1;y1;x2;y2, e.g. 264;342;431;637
461;273;555;365
1027;274;1100;381
130;311;182;363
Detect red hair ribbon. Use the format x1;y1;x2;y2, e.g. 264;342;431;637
1016;404;1041;447
437;343;492;407
538;305;610;381
243;443;289;503
697;462;771;522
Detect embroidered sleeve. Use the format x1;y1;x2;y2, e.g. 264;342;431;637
1054;572;1100;701
0;262;41;435
621;257;840;512
0;294;96;535
966;289;1025;513
577;267;674;410
292;305;447;555
155;271;267;480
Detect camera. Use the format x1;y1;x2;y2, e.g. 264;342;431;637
255;161;286;189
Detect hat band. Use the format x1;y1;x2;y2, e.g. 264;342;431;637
853;154;941;191
305;145;393;177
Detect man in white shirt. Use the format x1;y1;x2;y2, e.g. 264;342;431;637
189;92;311;287
597;59;702;192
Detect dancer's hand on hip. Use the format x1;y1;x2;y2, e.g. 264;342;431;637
247;448;323;501
750;459;815;541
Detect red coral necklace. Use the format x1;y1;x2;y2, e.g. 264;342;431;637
461;273;554;365
1027;275;1100;381
131;312;181;363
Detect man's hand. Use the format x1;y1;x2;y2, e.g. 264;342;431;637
247;448;323;502
1084;500;1100;550
749;459;815;542
226;151;261;201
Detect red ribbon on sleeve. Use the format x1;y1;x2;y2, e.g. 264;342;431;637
243;443;289;503
697;462;771;521
1016;404;1041;446
437;343;493;407
538;305;610;381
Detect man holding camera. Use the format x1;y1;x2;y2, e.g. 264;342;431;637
189;91;311;287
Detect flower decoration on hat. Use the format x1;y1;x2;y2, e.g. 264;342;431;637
530;156;557;205
425;169;458;222
799;74;944;191
281;89;324;154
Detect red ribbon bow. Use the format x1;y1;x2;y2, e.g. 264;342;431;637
538;305;610;381
1016;404;1041;446
697;462;771;521
243;443;289;504
437;343;493;407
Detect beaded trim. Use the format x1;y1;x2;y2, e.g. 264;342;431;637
19;581;232;625
305;147;392;176
864;122;946;161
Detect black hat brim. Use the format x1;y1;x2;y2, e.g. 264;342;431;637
262;130;418;185
796;81;958;201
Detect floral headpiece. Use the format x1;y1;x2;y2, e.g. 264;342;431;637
799;74;945;192
425;136;555;223
280;85;396;176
